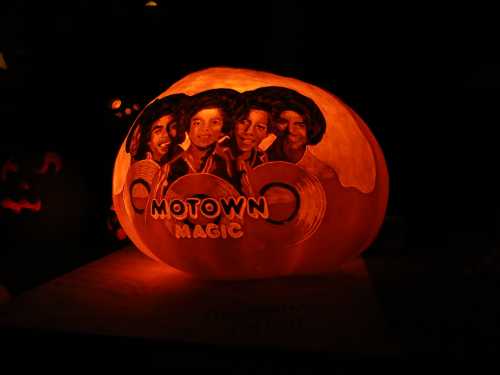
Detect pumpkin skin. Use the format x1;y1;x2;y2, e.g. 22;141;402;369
112;67;389;279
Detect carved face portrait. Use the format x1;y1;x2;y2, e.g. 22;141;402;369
126;93;187;165
235;109;269;153
188;108;224;149
148;114;178;162
276;110;308;150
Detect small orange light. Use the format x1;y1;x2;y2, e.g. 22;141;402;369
145;1;158;7
111;99;122;110
124;108;132;115
132;103;141;111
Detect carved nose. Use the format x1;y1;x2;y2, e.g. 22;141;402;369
19;182;30;191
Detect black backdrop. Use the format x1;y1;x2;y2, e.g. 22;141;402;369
0;1;497;289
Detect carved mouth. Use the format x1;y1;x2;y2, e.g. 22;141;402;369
158;140;170;147
239;138;255;145
1;198;42;214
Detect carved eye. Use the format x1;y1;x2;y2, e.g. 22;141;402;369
1;160;18;182
36;152;63;175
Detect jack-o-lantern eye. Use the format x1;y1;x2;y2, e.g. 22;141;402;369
1;159;24;193
1;160;18;182
36;152;63;175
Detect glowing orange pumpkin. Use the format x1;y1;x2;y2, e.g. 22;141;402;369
112;67;389;279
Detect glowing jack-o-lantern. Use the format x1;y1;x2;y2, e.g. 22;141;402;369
112;67;389;279
1;152;62;215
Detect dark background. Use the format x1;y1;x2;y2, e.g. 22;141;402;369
0;0;498;362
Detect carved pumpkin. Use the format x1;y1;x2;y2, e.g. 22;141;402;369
112;67;389;279
1;152;62;215
0;150;95;292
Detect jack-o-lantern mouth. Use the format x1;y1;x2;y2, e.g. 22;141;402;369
1;198;42;214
